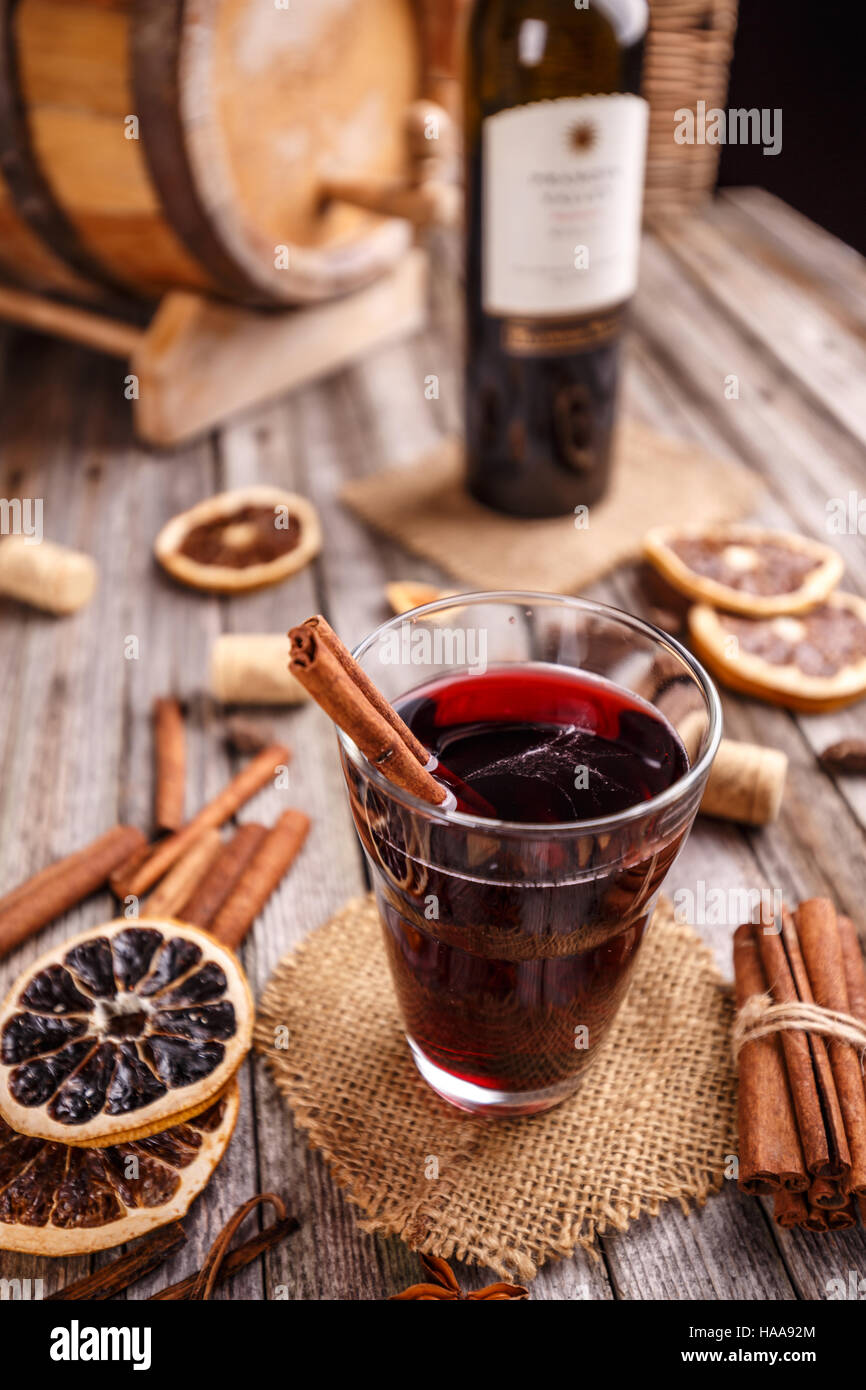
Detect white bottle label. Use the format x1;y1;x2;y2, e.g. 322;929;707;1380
483;94;648;317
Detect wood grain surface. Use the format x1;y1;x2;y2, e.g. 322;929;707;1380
0;190;864;1299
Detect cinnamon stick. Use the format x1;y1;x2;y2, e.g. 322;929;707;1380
0;860;69;926
148;1215;299;1300
289;616;446;806
804;1205;829;1232
808;1176;847;1210
48;1223;186;1300
757;911;850;1180
0;825;146;959
837;914;866;1029
110;839;155;902
124;744;290;899
295;614;430;765
181;823;269;928
189;1194;286;1301
210;810;309;952
841;918;866;1229
796;898;866;1194
154;697;186;833
839;917;866;1219
733;923;808;1193
826;1201;857;1231
773;1189;808;1229
142;828;222;919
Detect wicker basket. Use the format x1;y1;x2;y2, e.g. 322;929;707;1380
643;0;739;218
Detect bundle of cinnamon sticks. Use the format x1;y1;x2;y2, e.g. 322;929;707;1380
734;898;866;1232
0;696;309;961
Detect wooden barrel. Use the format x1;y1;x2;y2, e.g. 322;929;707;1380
0;0;426;305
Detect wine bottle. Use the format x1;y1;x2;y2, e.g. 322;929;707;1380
465;0;649;517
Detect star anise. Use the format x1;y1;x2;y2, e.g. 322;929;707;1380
390;1254;529;1301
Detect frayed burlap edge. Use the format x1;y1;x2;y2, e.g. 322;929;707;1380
255;895;737;1282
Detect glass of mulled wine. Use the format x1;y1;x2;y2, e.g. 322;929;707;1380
338;594;722;1117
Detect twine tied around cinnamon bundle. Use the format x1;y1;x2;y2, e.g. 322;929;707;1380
733;992;866;1060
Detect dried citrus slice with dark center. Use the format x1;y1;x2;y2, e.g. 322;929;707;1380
688;592;866;712
154;486;322;593
644;526;843;617
0;920;253;1146
0;1081;238;1255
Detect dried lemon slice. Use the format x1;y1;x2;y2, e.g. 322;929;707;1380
644;526;843;617
0;920;253;1147
155;486;322;593
0;1082;238;1256
689;592;866;712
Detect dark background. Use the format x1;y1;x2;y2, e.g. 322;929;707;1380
717;0;865;253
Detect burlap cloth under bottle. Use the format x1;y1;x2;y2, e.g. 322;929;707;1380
340;423;761;594
255;894;737;1281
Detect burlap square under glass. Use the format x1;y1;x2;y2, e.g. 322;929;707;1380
340;424;760;594
256;895;736;1281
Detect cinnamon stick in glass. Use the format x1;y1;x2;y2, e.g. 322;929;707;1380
210;810;310;952
181;823;269;928
288;615;496;817
732;923;808;1193
289;616;447;806
294;614;431;765
758;910;850;1181
154;697;186;833
124;744;290;899
0;825;146;959
796;898;866;1195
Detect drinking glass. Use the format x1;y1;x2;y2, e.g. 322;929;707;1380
338;593;722;1117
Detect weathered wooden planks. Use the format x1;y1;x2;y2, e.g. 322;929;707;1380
0;191;864;1299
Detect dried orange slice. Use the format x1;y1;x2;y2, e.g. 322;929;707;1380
0;1082;238;1256
644;526;843;617
0;920;253;1147
385;581;449;616
155;486;322;593
689;592;866;712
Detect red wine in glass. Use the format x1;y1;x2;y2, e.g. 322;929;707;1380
347;664;689;1113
